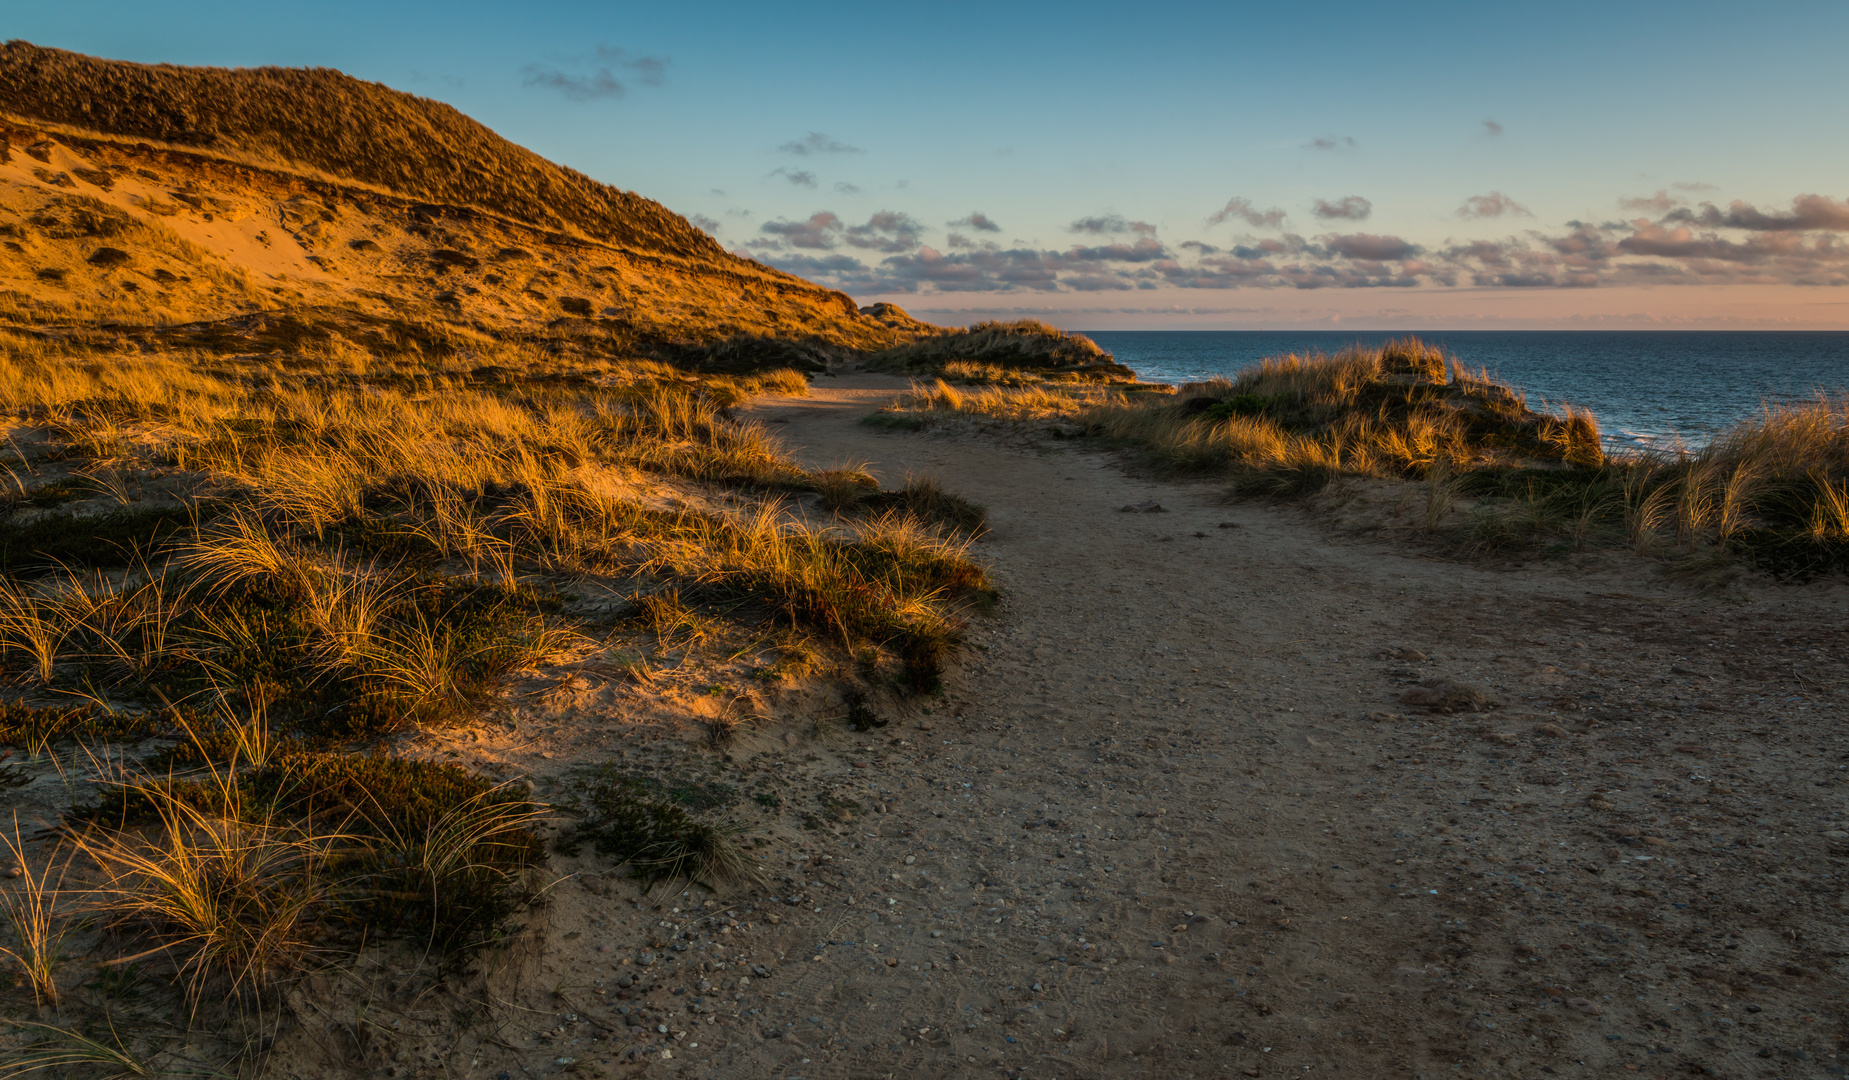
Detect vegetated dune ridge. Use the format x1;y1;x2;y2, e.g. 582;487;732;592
0;40;932;353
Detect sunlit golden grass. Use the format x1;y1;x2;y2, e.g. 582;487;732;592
873;336;1849;577
0;331;990;713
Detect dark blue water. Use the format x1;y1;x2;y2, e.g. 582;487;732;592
1081;331;1849;449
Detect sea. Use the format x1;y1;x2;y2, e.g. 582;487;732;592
1081;331;1849;451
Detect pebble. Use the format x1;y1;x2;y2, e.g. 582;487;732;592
905;855;917;865
1533;723;1565;737
1564;997;1601;1015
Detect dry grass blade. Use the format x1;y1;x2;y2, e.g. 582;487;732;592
0;1018;153;1079
0;815;69;1008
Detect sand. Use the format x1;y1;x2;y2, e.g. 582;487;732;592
265;372;1847;1079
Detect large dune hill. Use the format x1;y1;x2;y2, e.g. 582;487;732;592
0;41;929;356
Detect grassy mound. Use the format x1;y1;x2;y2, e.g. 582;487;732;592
1087;337;1602;491
867;319;1136;382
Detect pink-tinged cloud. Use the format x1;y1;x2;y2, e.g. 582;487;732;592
759;211;841;248
1208;197;1287;228
1457;192;1531;219
1323;233;1419;261
750;188;1849;296
1619;189;1683;214
1312;196;1371;221
1671;194;1849;232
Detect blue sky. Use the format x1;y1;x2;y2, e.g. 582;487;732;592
15;0;1849;327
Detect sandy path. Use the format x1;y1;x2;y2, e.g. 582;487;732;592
663;372;1846;1080
353;373;1846;1080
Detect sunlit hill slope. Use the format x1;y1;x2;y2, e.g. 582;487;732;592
0;40;943;359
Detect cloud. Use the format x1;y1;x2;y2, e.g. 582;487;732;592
1322;233;1420;261
1312;196;1372;221
521;45;666;101
1457;191;1532;219
1306;135;1356;151
1619;190;1683;214
759;212;842;249
1482;119;1504;136
844;211;925;253
834;181;862;194
1208;197;1286;228
751;188;1849;296
950;212;1002;233
1438;207;1849;288
688;213;719;233
778;132;862;156
1066;238;1168;263
767;168;818;188
1673;181;1718;193
1069;214;1157;237
1668;194;1849;232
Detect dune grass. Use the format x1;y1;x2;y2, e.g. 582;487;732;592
866;319;1136;381
875;336;1849;578
0;326;993;1041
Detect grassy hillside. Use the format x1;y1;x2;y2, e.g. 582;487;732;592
0;40;718;259
0;42;930;357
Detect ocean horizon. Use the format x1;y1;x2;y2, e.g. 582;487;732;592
1082;329;1849;450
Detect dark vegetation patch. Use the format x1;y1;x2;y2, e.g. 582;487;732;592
0;503;215;575
554;766;751;889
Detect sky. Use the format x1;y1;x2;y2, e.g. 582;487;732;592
14;0;1849;328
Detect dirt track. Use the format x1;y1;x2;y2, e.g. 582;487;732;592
342;372;1848;1080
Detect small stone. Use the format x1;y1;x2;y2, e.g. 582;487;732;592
1587;796;1616;811
904;855;917;865
616;974;634;988
1641;836;1670;847
1484;731;1519;746
1565;997;1600;1015
1533;723;1565;737
931;930;943;938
